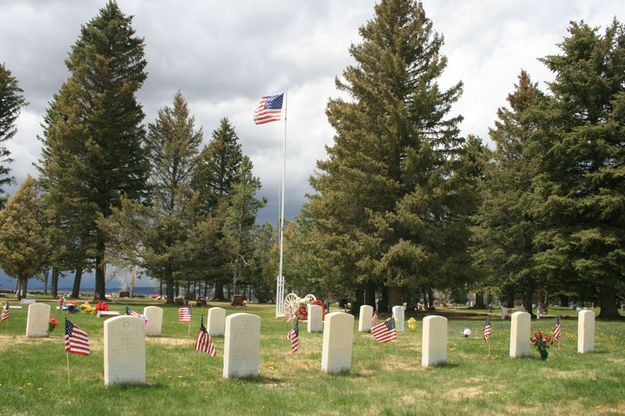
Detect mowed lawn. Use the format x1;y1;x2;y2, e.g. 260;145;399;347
1;302;624;416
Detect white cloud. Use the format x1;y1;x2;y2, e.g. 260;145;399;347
2;0;625;224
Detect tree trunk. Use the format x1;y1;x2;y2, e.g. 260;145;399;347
15;278;21;300
43;269;49;296
559;294;568;307
378;285;389;312
70;268;82;298
203;281;209;298
427;287;435;310
505;285;515;308
94;234;106;300
21;276;29;299
474;291;486;309
598;285;621;320
213;278;225;301
51;267;60;298
388;286;402;308
166;275;174;304
523;279;534;318
159;279;163;296
365;283;376;306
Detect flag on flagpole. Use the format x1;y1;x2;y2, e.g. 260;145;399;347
371;310;380;327
286;319;299;353
126;307;149;325
554;315;561;341
483;317;492;341
253;93;284;125
371;318;397;343
64;319;90;356
1;301;9;321
179;306;192;322
194;315;216;357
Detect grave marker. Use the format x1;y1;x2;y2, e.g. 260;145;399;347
25;303;50;338
578;310;595;354
307;304;323;333
358;305;373;332
223;313;261;379
143;306;163;337
392;305;405;332
104;316;146;385
421;315;447;367
321;312;354;374
509;311;531;358
208;307;226;336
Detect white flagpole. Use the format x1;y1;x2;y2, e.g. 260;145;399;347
276;89;288;317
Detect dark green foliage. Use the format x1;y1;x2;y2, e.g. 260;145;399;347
302;0;472;305
533;21;625;318
0;63;27;206
38;1;148;299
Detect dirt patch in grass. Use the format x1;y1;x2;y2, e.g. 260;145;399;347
596;402;625;415
542;368;597;380
447;386;481;400
146;337;192;346
381;359;423;372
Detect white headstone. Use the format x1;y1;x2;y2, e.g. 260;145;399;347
208;307;226;336
223;313;261;379
509;311;531;358
307;304;323;333
358;305;374;332
104;316;146;385
321;312;354;374
421;315;447;367
578;310;595;354
20;298;36;305
392;305;405;332
143;306;163;337
25;303;50;337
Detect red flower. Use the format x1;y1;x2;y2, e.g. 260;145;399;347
49;316;58;327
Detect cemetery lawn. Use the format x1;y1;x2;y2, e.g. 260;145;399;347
1;303;624;416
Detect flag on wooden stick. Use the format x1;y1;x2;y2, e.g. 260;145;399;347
483;317;492;341
286;319;299;353
64;319;90;356
554;315;561;341
371;310;380;327
1;301;9;321
371;318;397;343
179;306;192;323
195;315;216;357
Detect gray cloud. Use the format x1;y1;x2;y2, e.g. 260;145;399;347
2;0;625;227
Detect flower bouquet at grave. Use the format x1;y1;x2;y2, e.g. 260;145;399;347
530;331;555;360
48;316;59;333
95;301;109;312
80;303;96;314
311;299;326;319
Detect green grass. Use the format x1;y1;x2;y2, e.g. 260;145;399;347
1;302;624;415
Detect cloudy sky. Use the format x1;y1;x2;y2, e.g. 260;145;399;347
2;0;625;227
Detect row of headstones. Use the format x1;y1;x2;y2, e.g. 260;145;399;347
23;303;229;338
24;304;596;385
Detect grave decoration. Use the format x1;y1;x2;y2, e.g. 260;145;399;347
530;331;554;360
48;316;59;333
283;293;322;321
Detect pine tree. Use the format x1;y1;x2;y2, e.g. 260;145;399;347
0;177;49;299
0;63;27;207
38;1;148;300
192;118;243;299
534;21;625;319
305;0;465;308
102;92;202;304
473;71;546;315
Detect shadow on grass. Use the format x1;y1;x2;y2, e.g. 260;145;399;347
231;375;285;385
107;381;168;391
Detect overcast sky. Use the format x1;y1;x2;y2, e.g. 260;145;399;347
2;0;625;226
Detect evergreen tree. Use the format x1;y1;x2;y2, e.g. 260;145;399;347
223;157;266;296
102;92;202;304
38;1;148;300
473;71;546;315
0;63;27;207
0;177;49;299
534;21;625;319
305;0;466;308
192;118;243;299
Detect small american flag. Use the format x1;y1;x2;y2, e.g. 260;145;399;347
64;319;89;356
554;315;561;341
253;93;283;125
1;301;9;321
284;308;297;322
58;297;64;307
286;319;299;353
371;310;380;327
195;315;216;357
483;317;492;341
126;307;148;325
371;317;397;343
178;306;192;322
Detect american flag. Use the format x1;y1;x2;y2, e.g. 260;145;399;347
253;93;283;125
371;317;397;343
284;308;297;322
371;310;380;327
126;307;148;325
178;306;192;322
64;319;89;356
286;319;299;353
554;315;561;341
195;315;216;357
483;317;492;341
58;297;64;307
1;301;9;321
